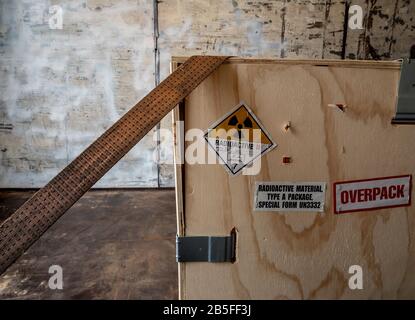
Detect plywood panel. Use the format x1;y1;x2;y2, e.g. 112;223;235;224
175;58;415;299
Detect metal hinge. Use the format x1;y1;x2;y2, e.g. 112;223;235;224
392;58;415;124
176;231;236;263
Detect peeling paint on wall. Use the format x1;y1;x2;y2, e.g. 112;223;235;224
157;0;414;186
0;0;158;187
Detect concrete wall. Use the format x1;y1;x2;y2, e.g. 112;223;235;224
1;0;414;188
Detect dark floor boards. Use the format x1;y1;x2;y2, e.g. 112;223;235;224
0;189;177;299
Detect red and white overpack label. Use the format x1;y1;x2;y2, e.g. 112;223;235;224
334;175;412;214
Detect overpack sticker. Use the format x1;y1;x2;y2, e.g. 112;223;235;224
334;175;412;214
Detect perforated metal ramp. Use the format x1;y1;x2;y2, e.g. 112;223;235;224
0;56;228;275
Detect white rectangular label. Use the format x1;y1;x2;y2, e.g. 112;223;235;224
334;175;412;214
254;182;326;212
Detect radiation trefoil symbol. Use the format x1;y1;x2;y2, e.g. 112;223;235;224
227;114;253;140
204;101;277;176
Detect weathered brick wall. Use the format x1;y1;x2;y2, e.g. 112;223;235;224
1;0;414;187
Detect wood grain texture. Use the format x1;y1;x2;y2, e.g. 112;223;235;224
174;58;415;299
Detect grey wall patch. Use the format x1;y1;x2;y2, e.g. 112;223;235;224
254;182;326;212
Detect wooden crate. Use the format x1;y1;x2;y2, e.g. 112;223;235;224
172;57;415;299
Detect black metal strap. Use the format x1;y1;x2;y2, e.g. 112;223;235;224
176;232;236;263
392;58;415;124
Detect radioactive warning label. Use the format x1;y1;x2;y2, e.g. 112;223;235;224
204;101;276;175
254;182;327;212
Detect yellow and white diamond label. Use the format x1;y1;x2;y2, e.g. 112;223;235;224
204;101;277;175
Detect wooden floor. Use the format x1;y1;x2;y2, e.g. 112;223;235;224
0;189;177;299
